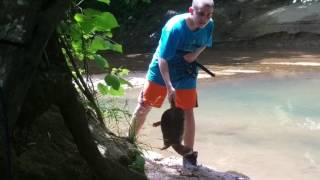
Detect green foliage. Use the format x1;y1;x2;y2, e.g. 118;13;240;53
94;54;109;69
96;68;132;96
129;153;145;173
98;97;132;135
74;9;119;32
71;7;121;57
105;74;121;90
59;1;147;173
58;0;131;96
97;0;110;4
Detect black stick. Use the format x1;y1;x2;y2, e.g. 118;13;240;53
195;61;215;77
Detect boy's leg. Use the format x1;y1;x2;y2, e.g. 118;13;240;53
183;108;199;169
128;80;167;140
183;108;195;149
175;89;197;149
175;88;198;169
128;103;151;140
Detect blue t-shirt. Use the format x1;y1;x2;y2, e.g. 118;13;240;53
146;13;214;89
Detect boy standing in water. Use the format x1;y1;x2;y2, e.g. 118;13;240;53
129;0;214;169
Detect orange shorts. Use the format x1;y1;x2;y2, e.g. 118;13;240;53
138;81;197;110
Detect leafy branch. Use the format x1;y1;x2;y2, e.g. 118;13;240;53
58;0;132;98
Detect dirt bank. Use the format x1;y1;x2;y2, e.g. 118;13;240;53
99;49;320;77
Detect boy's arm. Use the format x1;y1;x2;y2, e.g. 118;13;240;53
183;46;206;63
158;58;175;101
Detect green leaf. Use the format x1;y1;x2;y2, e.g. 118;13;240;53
119;77;133;88
90;37;105;52
105;31;113;38
76;52;84;61
70;24;82;41
79;21;95;34
89;36;111;53
97;83;109;95
94;54;109;69
87;54;95;60
109;86;124;96
97;0;110;5
74;13;86;23
71;40;83;55
74;12;95;34
105;74;120;90
112;43;123;53
95;12;119;30
81;9;118;31
118;68;129;76
129;154;145;173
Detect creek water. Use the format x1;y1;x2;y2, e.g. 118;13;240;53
113;71;320;180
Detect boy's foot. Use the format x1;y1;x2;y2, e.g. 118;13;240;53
183;151;199;170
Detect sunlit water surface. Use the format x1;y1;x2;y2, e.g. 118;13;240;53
121;72;320;180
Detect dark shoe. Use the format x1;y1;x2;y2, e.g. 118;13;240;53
183;151;199;170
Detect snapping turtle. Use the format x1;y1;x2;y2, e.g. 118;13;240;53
153;101;192;156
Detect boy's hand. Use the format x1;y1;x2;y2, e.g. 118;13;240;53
183;52;198;62
167;86;176;103
183;46;206;63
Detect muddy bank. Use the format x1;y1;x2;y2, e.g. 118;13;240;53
92;49;320;77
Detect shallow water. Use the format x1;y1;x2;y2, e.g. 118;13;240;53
123;72;320;180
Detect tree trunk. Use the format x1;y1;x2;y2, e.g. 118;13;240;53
0;1;146;179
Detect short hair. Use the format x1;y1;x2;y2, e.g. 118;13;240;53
192;0;214;8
